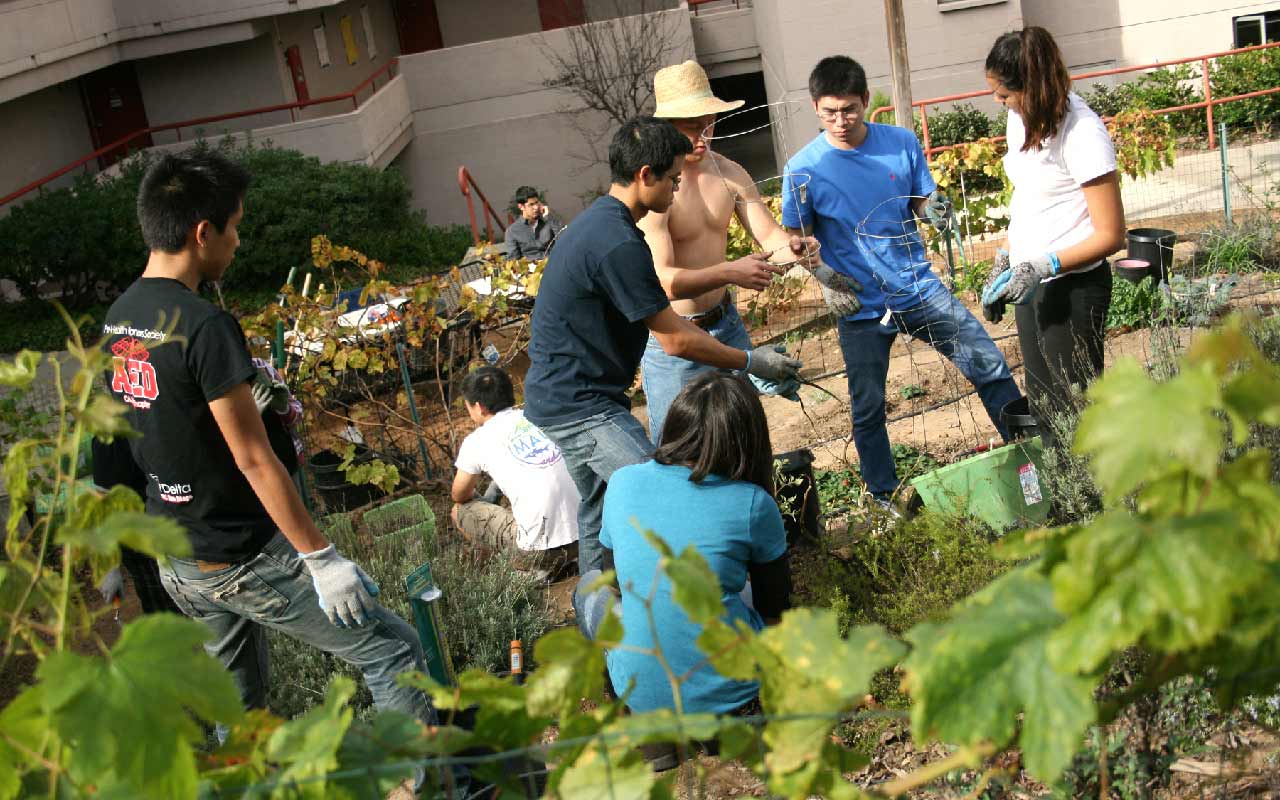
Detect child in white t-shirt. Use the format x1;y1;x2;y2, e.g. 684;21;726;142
450;366;580;580
980;27;1127;447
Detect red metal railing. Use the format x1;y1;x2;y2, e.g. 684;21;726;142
869;40;1280;157
0;58;400;209
457;166;513;246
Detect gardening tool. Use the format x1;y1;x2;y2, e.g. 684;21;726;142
406;562;455;686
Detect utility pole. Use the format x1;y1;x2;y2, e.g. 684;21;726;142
883;0;914;130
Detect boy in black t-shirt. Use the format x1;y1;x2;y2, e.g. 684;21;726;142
102;151;440;749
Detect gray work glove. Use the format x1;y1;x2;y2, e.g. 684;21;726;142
811;262;864;317
982;252;1057;317
251;377;290;415
299;544;381;627
747;373;802;402
98;567;125;604
923;189;954;233
745;344;802;383
981;249;1011;323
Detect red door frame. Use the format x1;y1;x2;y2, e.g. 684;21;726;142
79;62;153;169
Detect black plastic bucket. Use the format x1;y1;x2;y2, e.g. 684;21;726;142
774;448;820;544
1127;228;1176;285
308;445;383;511
1000;397;1039;441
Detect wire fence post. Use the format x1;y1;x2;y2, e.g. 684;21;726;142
1219;121;1232;227
395;341;434;480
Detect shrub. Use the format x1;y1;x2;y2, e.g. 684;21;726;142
921;103;1002;148
1212;49;1280;133
0;300;106;354
0;140;468;317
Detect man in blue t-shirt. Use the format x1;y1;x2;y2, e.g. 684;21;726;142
781;56;1021;508
524;116;804;574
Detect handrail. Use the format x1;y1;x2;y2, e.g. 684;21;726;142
0;58;400;209
457;166;513;247
868;40;1280;156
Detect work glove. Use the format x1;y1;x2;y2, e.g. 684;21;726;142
982;252;1058;318
299;544;381;627
981;249;1011;323
745;344;802;383
811;262;864;317
251;377;291;415
923;189;954;233
748;373;802;402
98;567;125;604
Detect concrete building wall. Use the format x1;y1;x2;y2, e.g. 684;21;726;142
433;0;680;49
692;6;759;78
751;0;1023;171
134;34;292;142
0;82;95;199
395;6;696;227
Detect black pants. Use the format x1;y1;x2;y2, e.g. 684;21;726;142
1014;262;1112;449
121;546;184;615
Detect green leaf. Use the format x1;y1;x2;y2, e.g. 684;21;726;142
1075;359;1223;500
58;509;191;566
331;710;425;796
0;684;49;799
594;594;624;647
526;627;605;718
79;394;135;440
267;677;356;797
557;742;653;800
37;614;242;796
3;439;41;534
661;543;724;627
0;350;40;389
903;569;1096;782
602;709;721;749
695;618;757;681
1048;510;1265;673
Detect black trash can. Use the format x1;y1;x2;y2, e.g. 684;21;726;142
1127;228;1176;285
774;448;820;544
1000;397;1039;441
308;445;385;511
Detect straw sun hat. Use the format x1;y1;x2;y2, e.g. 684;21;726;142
652;60;744;119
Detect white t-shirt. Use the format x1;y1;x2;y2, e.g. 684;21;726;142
454;407;579;551
1004;92;1118;276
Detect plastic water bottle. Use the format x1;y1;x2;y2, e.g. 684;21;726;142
482;344;500;365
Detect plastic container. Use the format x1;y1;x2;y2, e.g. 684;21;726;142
362;493;437;549
999;397;1039;440
774;448;820;543
909;437;1049;532
405;562;456;687
1114;258;1151;284
1126;228;1176;284
308;445;383;511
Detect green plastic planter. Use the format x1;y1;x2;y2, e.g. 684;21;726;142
909;437;1050;532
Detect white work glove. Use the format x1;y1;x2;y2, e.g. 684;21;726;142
251;378;290;415
923;189;954;233
98;567;125;604
810;262;864;317
745;344;802;383
299;545;381;627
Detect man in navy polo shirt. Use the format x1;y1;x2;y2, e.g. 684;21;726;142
524;116;803;575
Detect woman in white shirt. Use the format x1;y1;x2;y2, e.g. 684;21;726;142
980;27;1126;447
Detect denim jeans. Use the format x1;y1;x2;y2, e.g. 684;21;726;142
158;533;436;732
837;288;1022;498
641;303;752;444
573;570;622;639
537;408;653;574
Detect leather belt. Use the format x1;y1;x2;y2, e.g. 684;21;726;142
688;293;732;330
196;560;233;572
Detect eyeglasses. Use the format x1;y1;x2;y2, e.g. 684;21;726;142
817;107;862;123
667;173;682;188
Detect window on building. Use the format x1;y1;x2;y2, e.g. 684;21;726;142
1234;11;1280;47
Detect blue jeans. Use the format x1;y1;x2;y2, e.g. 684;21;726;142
158;533;436;730
641;302;752;444
537;408;654;574
838;289;1021;498
573;570;621;640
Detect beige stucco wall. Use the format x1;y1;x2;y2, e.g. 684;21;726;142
0;82;95;201
134;34;292;142
435;0;680;49
751;0;1023;171
692;6;759;78
396;5;696;228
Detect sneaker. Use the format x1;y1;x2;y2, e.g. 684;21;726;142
513;567;552;584
638;742;681;772
864;495;903;535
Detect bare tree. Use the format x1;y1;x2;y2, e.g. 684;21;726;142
539;0;685;175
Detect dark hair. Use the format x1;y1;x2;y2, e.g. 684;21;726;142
654;371;774;495
136;150;251;253
985;27;1071;152
608;116;693;186
513;185;541;205
808;55;868;101
460;365;515;414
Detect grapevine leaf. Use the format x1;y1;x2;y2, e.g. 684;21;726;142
58;509;190;565
558;743;653;800
0;685;47;799
695;618;757;681
526;627;604;718
1191;565;1280;707
1049;510;1265;673
78;394;134;440
3;440;40;534
0;350;40;389
331;711;426;796
266;677;356;797
38;614;242;796
903;569;1096;782
661;543;724;627
602;709;720;748
1075;359;1223;500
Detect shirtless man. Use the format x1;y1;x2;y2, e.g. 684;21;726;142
639;60;850;443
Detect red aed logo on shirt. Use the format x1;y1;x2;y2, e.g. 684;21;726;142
110;337;159;408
